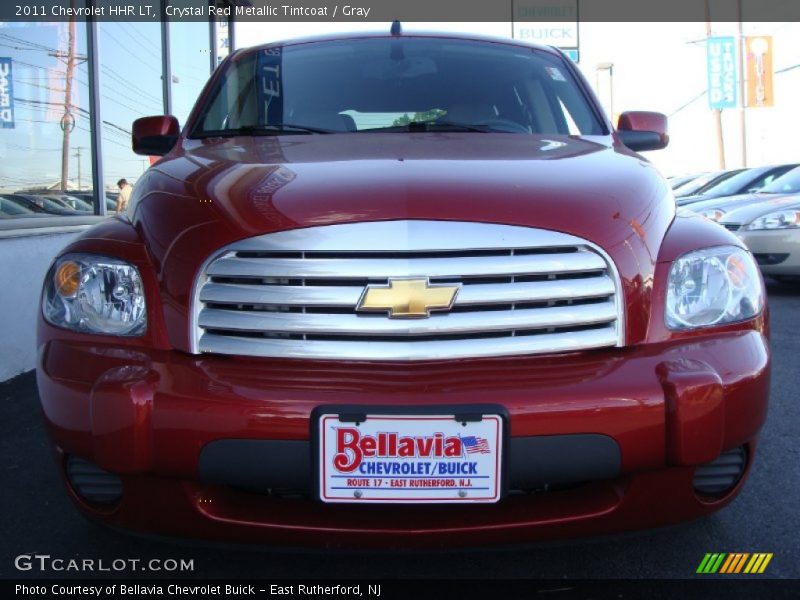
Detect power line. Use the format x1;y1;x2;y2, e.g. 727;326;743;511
117;22;163;61
0;32;58;53
776;62;800;74
669;62;800;118
12;52;166;110
99;24;163;76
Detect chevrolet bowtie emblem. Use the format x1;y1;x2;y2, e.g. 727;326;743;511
357;278;461;318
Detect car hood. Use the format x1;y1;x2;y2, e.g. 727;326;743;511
129;133;675;350
676;193;709;206
135;133;672;251
721;194;800;225
680;191;775;214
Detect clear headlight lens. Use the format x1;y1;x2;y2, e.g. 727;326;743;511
699;208;725;221
43;254;147;336
666;246;763;330
744;209;800;230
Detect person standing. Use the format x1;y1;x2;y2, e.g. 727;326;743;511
116;178;133;214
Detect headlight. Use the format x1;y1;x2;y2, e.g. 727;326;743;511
744;209;800;231
699;209;725;221
666;246;763;330
43;254;147;336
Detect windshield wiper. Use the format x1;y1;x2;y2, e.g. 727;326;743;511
358;121;491;134
418;121;492;133
194;124;332;138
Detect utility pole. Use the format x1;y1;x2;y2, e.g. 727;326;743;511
737;0;748;167
49;3;87;192
60;18;75;192
705;0;726;169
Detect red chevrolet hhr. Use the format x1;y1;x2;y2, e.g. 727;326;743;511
37;32;769;547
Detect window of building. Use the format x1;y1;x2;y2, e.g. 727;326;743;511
0;21;94;218
169;21;213;125
98;17;164;213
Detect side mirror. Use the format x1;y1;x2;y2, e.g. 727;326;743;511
616;111;669;152
132;115;180;156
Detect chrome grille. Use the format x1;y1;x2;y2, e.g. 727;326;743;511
191;221;624;360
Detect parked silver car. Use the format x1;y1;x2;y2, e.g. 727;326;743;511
721;196;800;282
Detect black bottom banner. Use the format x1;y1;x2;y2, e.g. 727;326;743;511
4;579;799;600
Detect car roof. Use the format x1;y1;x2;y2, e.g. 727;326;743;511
238;30;560;57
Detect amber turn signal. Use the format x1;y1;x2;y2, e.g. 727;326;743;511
55;261;81;298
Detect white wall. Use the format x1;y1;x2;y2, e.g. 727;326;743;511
0;231;81;381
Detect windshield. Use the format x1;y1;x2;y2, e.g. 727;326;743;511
191;38;604;137
695;168;755;196
759;166;800;194
674;171;733;196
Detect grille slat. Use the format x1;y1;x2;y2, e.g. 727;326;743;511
200;326;619;360
200;276;616;308
206;251;607;280
199;300;617;336
192;221;623;360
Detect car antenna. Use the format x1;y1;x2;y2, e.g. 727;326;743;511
391;20;402;36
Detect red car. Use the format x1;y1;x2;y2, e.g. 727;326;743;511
37;32;769;547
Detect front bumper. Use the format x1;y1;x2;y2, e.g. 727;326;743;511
37;330;769;547
737;228;800;275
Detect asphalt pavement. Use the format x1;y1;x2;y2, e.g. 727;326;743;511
2;279;798;580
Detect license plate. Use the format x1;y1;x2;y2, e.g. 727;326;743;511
318;413;503;503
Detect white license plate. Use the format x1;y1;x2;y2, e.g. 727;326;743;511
318;413;503;503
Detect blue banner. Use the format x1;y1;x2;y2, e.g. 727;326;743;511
0;57;12;128
707;37;738;110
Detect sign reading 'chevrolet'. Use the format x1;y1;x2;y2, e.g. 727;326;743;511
707;37;738;110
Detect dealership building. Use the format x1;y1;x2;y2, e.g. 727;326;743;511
0;7;234;379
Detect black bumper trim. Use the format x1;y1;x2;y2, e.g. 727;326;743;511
198;434;620;493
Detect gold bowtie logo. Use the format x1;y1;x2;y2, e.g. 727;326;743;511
357;278;460;318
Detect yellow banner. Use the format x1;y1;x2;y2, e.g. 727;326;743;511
746;36;774;107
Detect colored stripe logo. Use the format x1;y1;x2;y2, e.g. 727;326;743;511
697;553;773;574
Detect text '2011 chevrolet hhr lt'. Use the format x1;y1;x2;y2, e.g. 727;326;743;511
37;32;769;547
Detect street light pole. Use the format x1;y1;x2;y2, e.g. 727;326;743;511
596;62;614;121
74;147;82;190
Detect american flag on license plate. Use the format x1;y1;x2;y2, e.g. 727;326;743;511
461;435;491;454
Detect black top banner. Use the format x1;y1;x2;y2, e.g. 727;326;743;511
2;0;800;23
